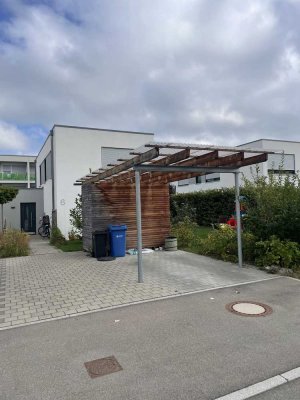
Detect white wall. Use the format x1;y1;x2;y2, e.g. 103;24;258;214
53;126;154;237
36;134;53;220
175;139;300;194
1;189;43;232
260;139;300;172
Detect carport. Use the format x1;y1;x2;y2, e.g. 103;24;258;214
76;142;274;283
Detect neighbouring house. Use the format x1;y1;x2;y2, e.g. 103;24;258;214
0;155;43;233
0;125;154;236
175;139;300;193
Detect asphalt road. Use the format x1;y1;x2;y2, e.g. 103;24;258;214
0;276;299;400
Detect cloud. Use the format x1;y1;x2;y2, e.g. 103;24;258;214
0;120;29;152
0;0;299;152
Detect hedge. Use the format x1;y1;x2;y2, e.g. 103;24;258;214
170;188;252;226
171;188;235;226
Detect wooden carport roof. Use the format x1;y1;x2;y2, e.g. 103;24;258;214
75;141;275;186
76;141;276;283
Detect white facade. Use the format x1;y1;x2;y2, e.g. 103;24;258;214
36;125;154;237
175;139;300;193
0;154;42;233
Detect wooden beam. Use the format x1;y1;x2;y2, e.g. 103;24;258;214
87;147;159;183
109;148;191;184
130;151;174;156
145;142;273;154
150;152;267;184
148;152;244;183
145;150;219;183
235;152;267;167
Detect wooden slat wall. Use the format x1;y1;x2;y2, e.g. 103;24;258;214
82;182;170;251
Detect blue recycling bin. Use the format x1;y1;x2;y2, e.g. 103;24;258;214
108;225;127;257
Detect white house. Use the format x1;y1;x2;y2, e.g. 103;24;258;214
175;139;300;193
1;125;154;236
0;155;43;233
35;125;154;237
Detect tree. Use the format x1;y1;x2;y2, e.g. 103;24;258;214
0;187;18;231
69;194;82;238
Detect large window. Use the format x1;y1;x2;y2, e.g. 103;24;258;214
268;153;295;174
39;152;52;185
178;178;190;186
196;173;220;183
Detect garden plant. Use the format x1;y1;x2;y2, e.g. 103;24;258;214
170;167;300;276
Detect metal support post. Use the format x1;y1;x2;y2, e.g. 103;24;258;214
234;172;243;268
135;170;143;283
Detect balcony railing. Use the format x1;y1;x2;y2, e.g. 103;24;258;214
0;172;35;181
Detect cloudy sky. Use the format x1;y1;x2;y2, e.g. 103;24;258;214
0;0;300;155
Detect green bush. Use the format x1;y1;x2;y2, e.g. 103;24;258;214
171;218;197;248
243;170;300;243
69;194;82;238
171;201;196;225
0;229;29;258
255;236;300;271
196;225;256;263
50;226;66;246
171;188;238;226
68;229;81;241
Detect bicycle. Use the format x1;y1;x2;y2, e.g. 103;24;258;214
38;215;51;238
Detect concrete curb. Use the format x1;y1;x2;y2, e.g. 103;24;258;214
214;367;300;400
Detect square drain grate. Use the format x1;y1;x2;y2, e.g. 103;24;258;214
84;356;123;379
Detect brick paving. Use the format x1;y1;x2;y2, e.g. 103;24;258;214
0;237;271;330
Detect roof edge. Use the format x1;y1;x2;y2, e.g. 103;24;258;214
52;124;154;136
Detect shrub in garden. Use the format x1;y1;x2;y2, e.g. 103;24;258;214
197;225;256;263
171;188;237;226
69;194;82;238
171;201;196;225
171;218;197;248
68;229;81;241
255;236;300;271
0;229;29;258
243;170;300;243
50;226;66;246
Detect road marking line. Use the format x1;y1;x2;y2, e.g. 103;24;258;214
214;367;300;400
281;366;300;381
0;276;281;331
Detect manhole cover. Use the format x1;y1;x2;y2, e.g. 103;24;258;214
84;356;123;378
226;301;273;317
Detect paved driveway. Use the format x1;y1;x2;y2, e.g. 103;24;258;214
0;237;273;330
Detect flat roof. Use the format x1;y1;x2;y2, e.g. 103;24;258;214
240;138;300;146
53;124;154;136
0;155;36;160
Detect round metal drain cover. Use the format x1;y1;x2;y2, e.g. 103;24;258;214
226;301;273;317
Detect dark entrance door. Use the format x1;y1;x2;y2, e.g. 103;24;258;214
20;203;36;233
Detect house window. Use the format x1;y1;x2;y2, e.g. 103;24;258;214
39;152;52;185
268;153;295;174
196;176;203;184
40;162;45;185
205;173;220;183
196;174;220;183
178;178;190;186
